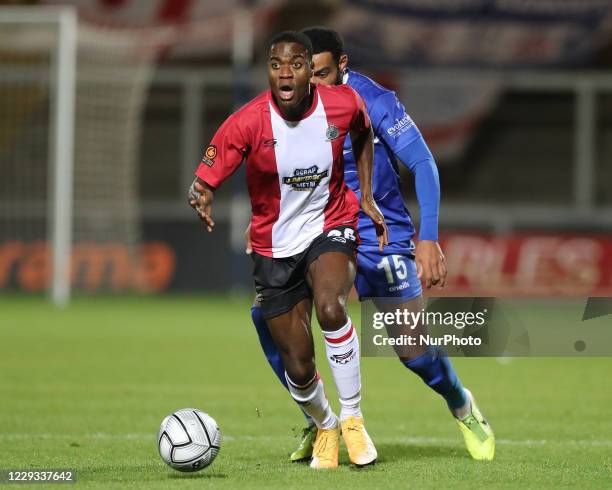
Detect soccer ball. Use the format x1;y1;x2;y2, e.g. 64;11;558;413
157;408;221;472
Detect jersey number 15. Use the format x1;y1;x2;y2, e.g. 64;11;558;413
376;255;408;285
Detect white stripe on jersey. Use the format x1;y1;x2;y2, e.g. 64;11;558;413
269;97;334;258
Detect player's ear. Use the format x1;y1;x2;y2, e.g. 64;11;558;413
339;54;348;72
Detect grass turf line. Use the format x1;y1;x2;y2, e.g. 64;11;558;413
0;296;611;489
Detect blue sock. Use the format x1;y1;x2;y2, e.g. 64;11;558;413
251;306;313;425
402;348;467;411
251;306;288;389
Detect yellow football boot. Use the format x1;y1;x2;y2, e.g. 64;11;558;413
310;426;340;469
341;416;377;467
456;388;495;461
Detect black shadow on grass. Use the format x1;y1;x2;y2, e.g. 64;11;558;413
167;472;227;480
374;443;464;463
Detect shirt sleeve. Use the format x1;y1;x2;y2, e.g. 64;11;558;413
195;114;249;189
368;91;421;154
368;90;440;240
395;138;440;241
347;87;371;134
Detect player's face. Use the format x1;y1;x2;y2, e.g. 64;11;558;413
268;42;313;117
311;52;348;86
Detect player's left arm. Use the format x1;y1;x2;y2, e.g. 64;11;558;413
370;91;446;288
396;137;446;289
348;88;389;251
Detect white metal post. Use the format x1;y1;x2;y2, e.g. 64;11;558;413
49;8;77;306
0;7;77;306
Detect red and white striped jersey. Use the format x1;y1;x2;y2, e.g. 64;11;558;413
195;83;370;258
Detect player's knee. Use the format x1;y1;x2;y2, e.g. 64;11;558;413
285;358;316;386
316;298;347;331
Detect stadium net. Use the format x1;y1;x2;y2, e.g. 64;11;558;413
0;7;163;304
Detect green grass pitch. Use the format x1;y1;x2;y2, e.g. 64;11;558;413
1;296;611;489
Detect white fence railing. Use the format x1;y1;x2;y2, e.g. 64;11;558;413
2;66;611;230
146;67;612;231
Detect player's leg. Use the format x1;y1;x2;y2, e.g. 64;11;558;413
362;248;494;460
377;294;469;415
361;248;468;410
388;296;494;460
265;299;340;469
307;244;377;467
307;251;361;420
264;298;333;425
250;297;316;461
251;299;317;463
251;250;340;468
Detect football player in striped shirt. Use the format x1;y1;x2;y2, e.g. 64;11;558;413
190;31;387;469
248;27;495;463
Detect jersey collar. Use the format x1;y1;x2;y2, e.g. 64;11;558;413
342;68;349;85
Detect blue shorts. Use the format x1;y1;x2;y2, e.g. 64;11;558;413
355;245;422;302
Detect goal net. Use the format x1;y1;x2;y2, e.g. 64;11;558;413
0;7;162;303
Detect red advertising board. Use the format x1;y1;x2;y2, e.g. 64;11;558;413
439;233;612;297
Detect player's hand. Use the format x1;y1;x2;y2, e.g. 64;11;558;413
415;240;447;289
244;222;252;255
361;197;388;251
188;178;215;232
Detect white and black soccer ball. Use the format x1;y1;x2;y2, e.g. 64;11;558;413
157;408;221;472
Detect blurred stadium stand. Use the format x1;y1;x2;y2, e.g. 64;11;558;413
1;0;612;297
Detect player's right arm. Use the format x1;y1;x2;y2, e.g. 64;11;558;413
188;179;215;232
188;114;249;232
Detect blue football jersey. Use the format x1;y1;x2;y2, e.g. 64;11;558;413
343;69;421;254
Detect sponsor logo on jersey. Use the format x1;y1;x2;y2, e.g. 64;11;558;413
386;113;414;138
326;124;340;141
330;349;355;364
388;281;410;293
282;165;328;191
201;145;217;167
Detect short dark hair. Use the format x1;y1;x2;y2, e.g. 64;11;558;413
301;27;344;65
269;31;313;60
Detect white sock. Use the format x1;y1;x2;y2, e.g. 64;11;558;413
285;372;338;430
322;318;362;421
453;390;472;419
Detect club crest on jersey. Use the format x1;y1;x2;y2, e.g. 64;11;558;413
282;165;328;191
326;124;339;141
201;145;217;167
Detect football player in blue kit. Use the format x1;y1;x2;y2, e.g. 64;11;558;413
247;27;495;463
